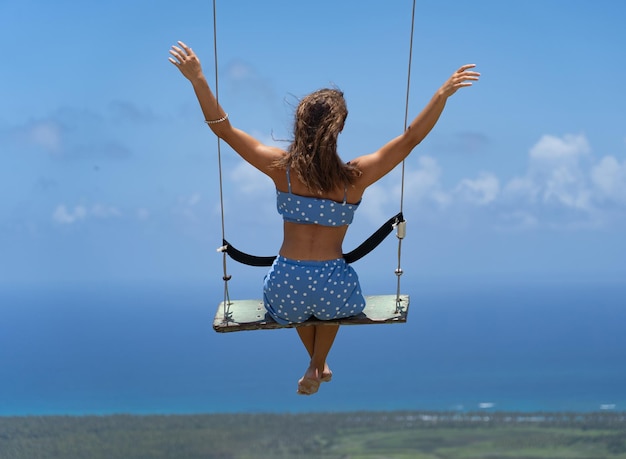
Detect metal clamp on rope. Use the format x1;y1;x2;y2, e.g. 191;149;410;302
217;244;228;253
394;220;406;239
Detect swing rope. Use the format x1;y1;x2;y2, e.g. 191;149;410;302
210;0;232;318
394;0;417;311
210;0;416;321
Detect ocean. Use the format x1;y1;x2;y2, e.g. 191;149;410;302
1;280;625;416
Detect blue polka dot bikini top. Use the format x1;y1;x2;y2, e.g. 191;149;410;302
276;167;360;227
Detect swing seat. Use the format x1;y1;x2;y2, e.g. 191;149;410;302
213;294;409;332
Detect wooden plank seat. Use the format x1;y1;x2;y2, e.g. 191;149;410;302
213;294;409;332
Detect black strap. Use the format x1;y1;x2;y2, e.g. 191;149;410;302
343;211;404;263
221;240;276;267
222;212;404;267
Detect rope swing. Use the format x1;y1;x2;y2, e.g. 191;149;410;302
211;0;416;332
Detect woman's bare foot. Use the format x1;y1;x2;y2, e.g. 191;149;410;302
321;363;333;383
297;366;321;395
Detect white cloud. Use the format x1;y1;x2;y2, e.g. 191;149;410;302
495;132;626;230
505;133;594;212
503;176;539;203
454;172;500;205
402;156;449;207
359;182;393;223
230;160;268;194
591;156;626;204
542;165;592;210
224;156;289;226
52;203;121;224
529;133;590;165
52;205;86;224
357;156;449;224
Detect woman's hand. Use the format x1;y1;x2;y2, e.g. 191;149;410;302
439;64;480;98
168;41;205;83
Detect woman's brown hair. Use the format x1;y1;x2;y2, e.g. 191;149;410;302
273;88;361;194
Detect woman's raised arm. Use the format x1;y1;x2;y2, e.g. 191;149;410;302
169;41;283;175
350;64;480;188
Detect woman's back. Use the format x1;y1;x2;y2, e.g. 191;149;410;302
272;164;363;261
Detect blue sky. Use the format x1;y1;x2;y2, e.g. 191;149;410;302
1;0;625;294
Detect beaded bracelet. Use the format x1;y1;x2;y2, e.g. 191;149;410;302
204;113;229;125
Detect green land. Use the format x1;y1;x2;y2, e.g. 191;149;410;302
1;411;625;459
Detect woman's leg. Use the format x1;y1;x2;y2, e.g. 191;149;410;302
296;326;315;357
296;324;339;393
309;324;339;377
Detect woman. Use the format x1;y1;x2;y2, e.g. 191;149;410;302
169;41;479;395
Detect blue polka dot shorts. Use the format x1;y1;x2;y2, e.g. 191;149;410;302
263;256;366;325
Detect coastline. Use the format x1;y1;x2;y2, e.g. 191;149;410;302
2;410;625;459
2;408;625;419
